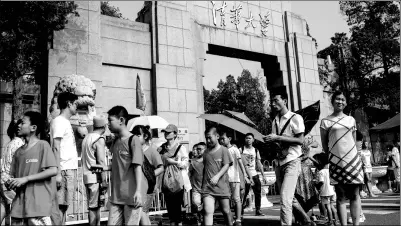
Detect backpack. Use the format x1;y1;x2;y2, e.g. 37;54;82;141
128;136;157;194
161;145;184;194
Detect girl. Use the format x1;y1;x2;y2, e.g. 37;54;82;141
320;91;364;226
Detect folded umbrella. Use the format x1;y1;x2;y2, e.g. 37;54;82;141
198;113;265;142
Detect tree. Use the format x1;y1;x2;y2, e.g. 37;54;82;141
0;1;79;121
101;1;123;18
318;1;400;115
203;69;271;136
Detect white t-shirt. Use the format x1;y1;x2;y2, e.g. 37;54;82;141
228;146;241;182
361;149;372;173
318;168;335;196
50;115;78;170
241;146;260;177
272;111;305;166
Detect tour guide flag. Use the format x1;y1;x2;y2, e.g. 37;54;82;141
136;74;146;111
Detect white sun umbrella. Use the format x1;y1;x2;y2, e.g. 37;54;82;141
127;115;169;131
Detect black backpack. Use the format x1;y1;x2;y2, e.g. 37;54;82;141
128;135;157;194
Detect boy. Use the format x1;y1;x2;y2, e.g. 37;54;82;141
81;115;108;226
189;142;206;225
241;133;267;216
105;106;147;225
7;111;58;225
50;91;79;224
202;127;233;226
220;131;249;223
313;153;337;226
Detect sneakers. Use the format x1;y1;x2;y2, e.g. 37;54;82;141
347;213;366;224
255;209;265;216
233;219;242;226
369;193;378;198
384;188;393;193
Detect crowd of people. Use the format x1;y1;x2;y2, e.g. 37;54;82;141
0;90;399;226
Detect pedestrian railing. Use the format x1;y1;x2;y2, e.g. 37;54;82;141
65;159;279;224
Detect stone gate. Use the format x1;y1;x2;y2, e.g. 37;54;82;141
47;1;331;149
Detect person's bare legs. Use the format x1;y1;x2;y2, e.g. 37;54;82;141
88;208;101;226
349;195;361;226
324;203;333;222
330;203;337;221
336;199;347;226
0;202;6;225
139;211;151;225
203;196;215;226
219;198;233;226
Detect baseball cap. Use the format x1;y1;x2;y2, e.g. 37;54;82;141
162;124;178;133
93;115;107;128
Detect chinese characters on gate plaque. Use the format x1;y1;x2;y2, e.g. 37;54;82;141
211;1;270;37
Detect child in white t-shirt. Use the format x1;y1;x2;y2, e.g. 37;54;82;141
313;153;338;226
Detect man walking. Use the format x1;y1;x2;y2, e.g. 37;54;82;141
264;91;311;226
240;133;266;216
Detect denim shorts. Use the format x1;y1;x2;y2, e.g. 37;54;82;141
12;216;52;225
108;203;142;225
85;183;100;209
57;169;77;206
142;194;155;213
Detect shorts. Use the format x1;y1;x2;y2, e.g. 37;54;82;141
202;193;230;200
11;216;52;225
57;169;77;206
191;190;202;212
0;186;15;217
108;202;142;225
364;172;372;183
142;194;155;213
229;182;241;203
334;184;360;202
387;170;396;181
321;194;336;205
85;183;101;209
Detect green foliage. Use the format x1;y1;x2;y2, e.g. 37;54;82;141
0;1;78;82
101;1;123;18
0;1;78;120
318;1;400;115
203;69;271;136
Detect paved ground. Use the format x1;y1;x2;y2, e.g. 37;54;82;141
156;193;400;226
66;193;400;225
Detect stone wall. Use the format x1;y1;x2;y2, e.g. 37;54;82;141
48;2;153;117
150;1;328;148
46;1;329;151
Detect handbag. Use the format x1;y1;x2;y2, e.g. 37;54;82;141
268;114;296;159
162;145;184;194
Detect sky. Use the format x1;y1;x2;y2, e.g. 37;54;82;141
109;1;350;90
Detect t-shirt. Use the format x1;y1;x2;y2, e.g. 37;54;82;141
109;136;147;206
189;158;204;192
202;146;233;197
318;168;335;197
360;149;372;173
241;146;260;177
272;111;305;165
1;137;24;185
10;140;57;218
81;133;104;184
50;116;78;170
227;146;241;182
144;144;163;194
